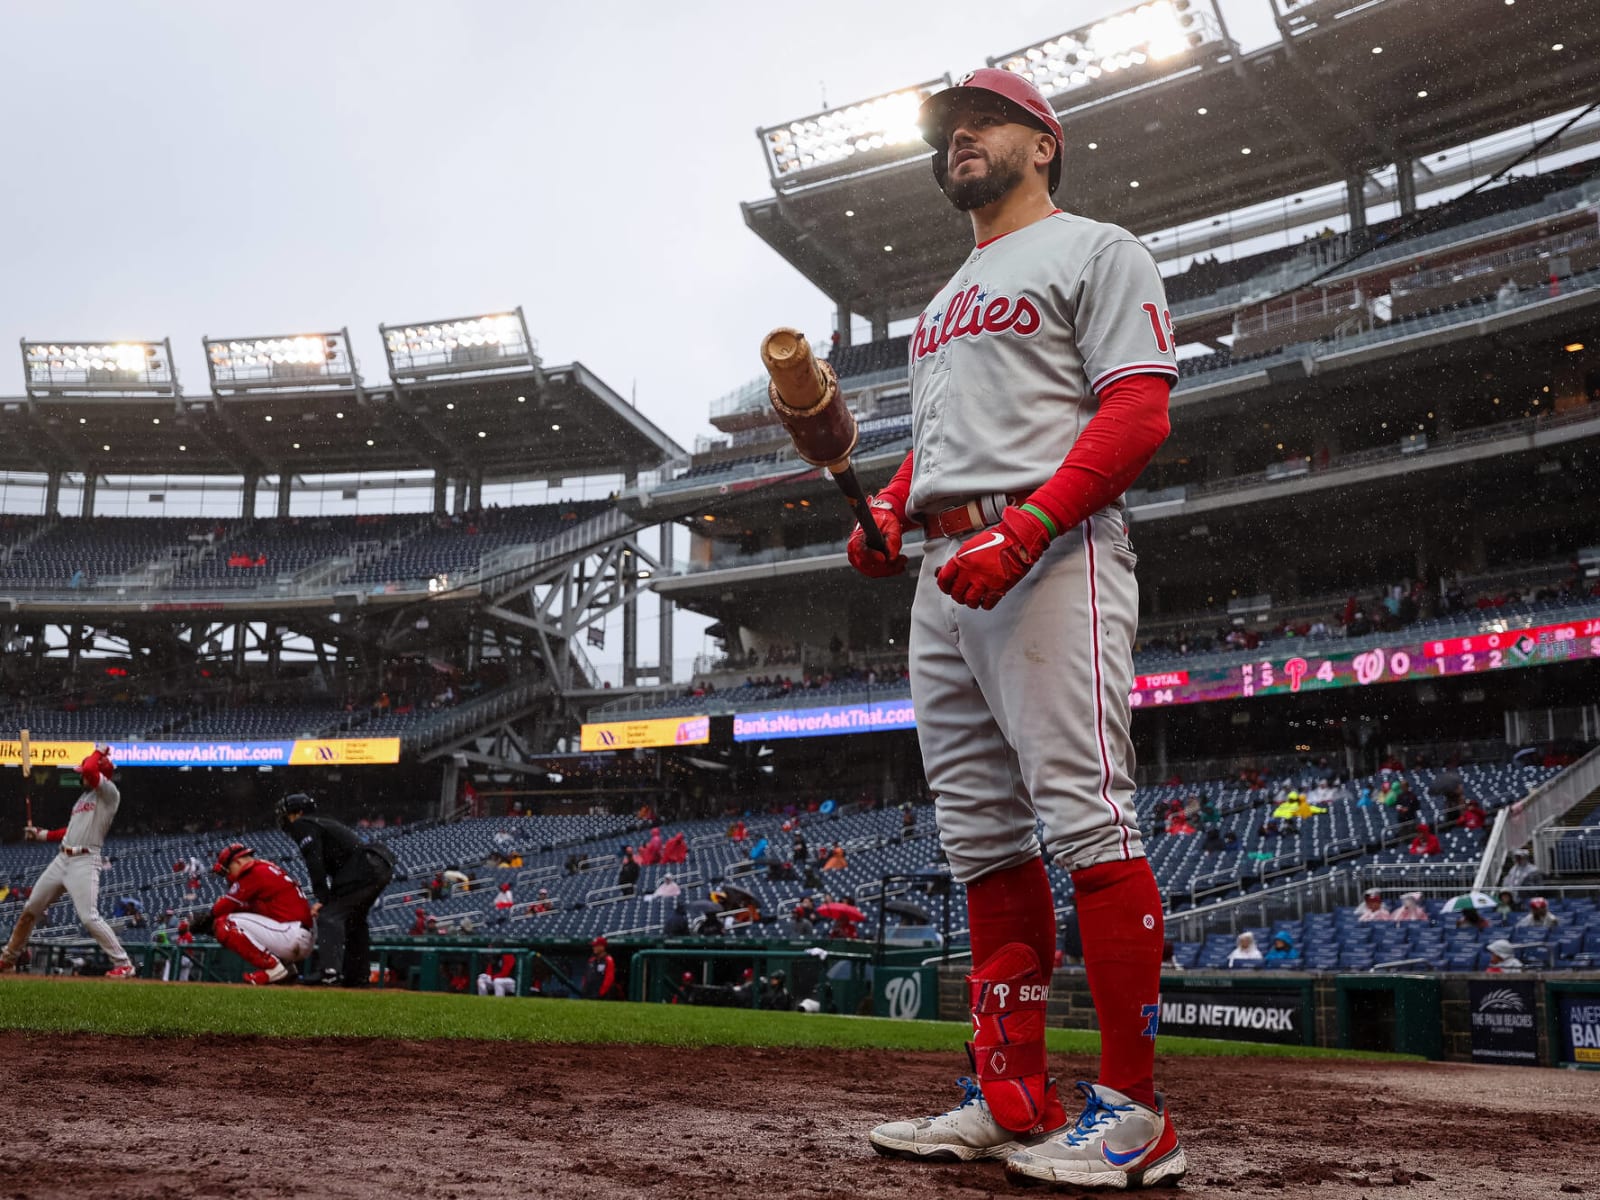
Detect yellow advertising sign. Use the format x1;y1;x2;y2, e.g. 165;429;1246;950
288;738;402;765
0;740;94;768
580;715;710;752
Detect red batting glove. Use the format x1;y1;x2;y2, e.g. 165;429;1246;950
846;495;908;579
79;753;102;789
935;506;1053;610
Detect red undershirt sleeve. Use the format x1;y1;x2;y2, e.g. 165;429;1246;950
874;450;915;524
1020;373;1171;536
46;828;65;843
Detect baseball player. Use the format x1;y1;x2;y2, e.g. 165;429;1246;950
276;792;396;987
189;843;314;986
477;948;518;997
0;746;136;979
856;70;1184;1190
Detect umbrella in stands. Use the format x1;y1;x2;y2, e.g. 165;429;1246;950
715;885;760;913
684;900;721;915
882;899;932;923
1427;770;1463;796
1441;891;1498;913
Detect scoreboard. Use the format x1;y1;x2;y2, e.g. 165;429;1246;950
1129;615;1600;709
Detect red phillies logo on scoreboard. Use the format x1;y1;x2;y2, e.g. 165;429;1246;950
912;285;1041;362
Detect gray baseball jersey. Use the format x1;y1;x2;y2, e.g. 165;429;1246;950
906;211;1177;515
63;777;121;851
905;209;1174;883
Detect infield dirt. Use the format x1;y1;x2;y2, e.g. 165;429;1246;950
5;1032;1596;1198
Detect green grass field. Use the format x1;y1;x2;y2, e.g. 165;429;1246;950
0;977;1419;1061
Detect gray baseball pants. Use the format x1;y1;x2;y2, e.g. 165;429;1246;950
910;507;1145;884
12;852;131;967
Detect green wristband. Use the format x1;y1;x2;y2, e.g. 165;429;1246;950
1020;503;1059;539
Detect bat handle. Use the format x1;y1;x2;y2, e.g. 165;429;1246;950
831;464;890;557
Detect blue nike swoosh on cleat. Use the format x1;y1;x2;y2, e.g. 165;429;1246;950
1100;1136;1158;1167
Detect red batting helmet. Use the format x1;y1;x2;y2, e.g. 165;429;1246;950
919;68;1064;193
213;843;254;874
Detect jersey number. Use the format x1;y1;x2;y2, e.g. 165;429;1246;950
1141;303;1175;353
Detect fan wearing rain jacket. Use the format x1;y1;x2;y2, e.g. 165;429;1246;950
1263;932;1297;963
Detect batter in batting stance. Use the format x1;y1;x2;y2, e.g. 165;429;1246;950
859;70;1184;1190
190;843;315;985
0;746;136;979
276;793;394;986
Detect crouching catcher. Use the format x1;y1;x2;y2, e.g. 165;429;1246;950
193;843;315;985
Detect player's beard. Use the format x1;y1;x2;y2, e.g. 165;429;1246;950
941;144;1030;212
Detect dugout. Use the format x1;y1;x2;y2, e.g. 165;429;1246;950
1335;974;1442;1059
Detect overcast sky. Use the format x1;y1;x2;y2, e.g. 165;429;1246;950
0;0;1282;456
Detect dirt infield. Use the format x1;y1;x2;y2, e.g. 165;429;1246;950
4;1032;1598;1199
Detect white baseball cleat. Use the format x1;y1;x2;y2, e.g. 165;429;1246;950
869;1077;1066;1163
1005;1082;1186;1190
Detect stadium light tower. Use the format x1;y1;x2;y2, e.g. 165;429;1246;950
20;337;178;398
378;307;539;382
203;328;358;394
758;76;951;186
988;0;1226;99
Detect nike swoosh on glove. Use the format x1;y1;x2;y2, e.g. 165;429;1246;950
935;506;1052;610
846;497;908;579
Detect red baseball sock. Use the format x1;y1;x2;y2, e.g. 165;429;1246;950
966;856;1057;977
1071;857;1164;1109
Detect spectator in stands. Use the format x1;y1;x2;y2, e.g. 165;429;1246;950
1496;276;1519;310
1408;821;1441;858
1227;932;1263;967
563;854;582;876
1392;892;1429;923
1165;808;1196;836
1264;932;1296;963
638;827;663;865
1517;897;1560;930
1501;848;1542;900
662;902;690;937
1457;905;1490;933
493;882;515;918
1459;798;1487;831
528;888;553;915
427;873;448;900
1196;796;1220;829
727;820;747;842
792;833;808;863
410;906;429;936
749;836;770;862
476;949;518;997
1495;890;1521;917
1201;826;1225;855
648;875;681;900
616;848;640;896
1355;888;1391;922
1485;938;1523;973
1392;787;1419;836
821;845;848;871
581;936;618;999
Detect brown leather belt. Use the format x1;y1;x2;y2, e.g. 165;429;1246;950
920;492;1027;541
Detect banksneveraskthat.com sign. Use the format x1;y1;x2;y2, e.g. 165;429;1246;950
1158;989;1304;1045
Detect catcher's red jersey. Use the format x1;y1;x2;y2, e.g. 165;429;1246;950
214;861;312;926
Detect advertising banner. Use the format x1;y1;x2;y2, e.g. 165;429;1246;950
0;738;400;768
1157;986;1308;1045
580;715;710;752
732;699;917;742
1468;979;1539;1065
1558;994;1600;1066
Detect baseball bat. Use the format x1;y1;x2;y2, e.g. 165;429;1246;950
759;327;890;557
19;729;31;829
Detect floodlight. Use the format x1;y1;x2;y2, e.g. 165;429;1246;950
758;77;950;184
21;337;177;397
203;328;357;393
989;0;1224;99
379;307;539;381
